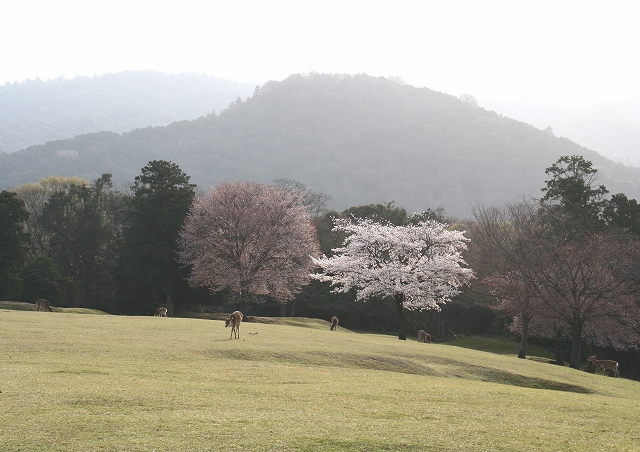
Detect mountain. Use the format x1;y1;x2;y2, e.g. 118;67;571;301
2;73;639;219
0;71;255;153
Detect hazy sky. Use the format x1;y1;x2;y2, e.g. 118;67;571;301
1;0;639;155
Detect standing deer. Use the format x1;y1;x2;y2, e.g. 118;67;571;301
154;307;168;317
417;330;431;343
225;311;243;339
35;299;53;312
587;355;619;377
330;316;339;331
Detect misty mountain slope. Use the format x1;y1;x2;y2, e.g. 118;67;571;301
0;71;255;153
1;73;638;218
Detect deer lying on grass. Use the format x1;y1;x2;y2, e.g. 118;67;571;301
587;355;619;377
225;311;243;339
417;330;431;343
35;299;53;312
154;307;168;317
330;316;339;331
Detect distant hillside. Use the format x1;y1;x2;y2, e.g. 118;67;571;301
0;71;255;153
2;73;639;218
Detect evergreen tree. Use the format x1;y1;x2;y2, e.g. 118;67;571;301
117;160;195;315
0;191;30;299
540;155;609;232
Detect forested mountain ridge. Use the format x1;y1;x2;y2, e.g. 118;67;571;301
0;71;255;153
2;73;639;218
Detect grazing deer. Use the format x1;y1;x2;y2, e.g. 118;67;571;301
587;355;619;377
35;299;53;312
154;307;168;317
330;316;339;331
417;330;431;343
225;311;243;339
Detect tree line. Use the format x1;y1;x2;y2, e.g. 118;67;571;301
2;155;640;375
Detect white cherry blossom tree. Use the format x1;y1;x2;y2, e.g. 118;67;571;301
311;218;474;339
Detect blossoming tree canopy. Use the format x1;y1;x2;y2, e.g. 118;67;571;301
310;218;475;339
179;181;320;308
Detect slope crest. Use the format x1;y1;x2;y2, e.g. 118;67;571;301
2;73;639;217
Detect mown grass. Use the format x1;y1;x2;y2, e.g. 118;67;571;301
1;308;639;451
446;335;556;360
0;300;109;315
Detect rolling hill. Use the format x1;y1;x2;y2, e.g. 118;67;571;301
0;71;254;153
2;73;639;218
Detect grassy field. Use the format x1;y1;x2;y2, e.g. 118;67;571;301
446;335;556;360
1;304;639;451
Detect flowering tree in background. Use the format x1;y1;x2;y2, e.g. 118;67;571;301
522;231;640;368
472;201;640;368
470;201;544;359
310;218;474;340
179;181;320;314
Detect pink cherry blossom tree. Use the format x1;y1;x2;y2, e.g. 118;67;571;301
522;231;640;368
310;218;475;340
179;181;320;314
472;201;640;369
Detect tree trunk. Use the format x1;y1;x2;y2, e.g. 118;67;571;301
289;299;297;317
394;294;407;340
166;292;173;317
439;316;446;340
569;323;582;369
554;338;564;366
279;302;286;317
518;312;529;359
237;291;248;316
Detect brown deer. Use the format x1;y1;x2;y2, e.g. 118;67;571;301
154;307;168;317
417;330;431;343
35;299;53;312
225;311;243;339
330;316;339;331
587;355;619;377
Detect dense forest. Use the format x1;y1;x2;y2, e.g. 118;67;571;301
2;73;640;218
0;71;254;154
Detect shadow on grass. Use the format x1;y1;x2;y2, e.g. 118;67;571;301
200;348;593;394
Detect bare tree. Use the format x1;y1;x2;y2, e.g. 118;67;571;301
179;181;320;314
472;201;640;368
470;201;543;359
523;231;640;368
13;176;89;259
273;178;331;218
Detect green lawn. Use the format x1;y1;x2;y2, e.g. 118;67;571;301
1;306;639;451
446;335;555;360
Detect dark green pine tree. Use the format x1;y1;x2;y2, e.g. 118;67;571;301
540;155;609;235
0;191;30;300
117;161;196;315
602;193;640;236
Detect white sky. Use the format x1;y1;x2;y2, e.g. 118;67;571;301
1;0;639;142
